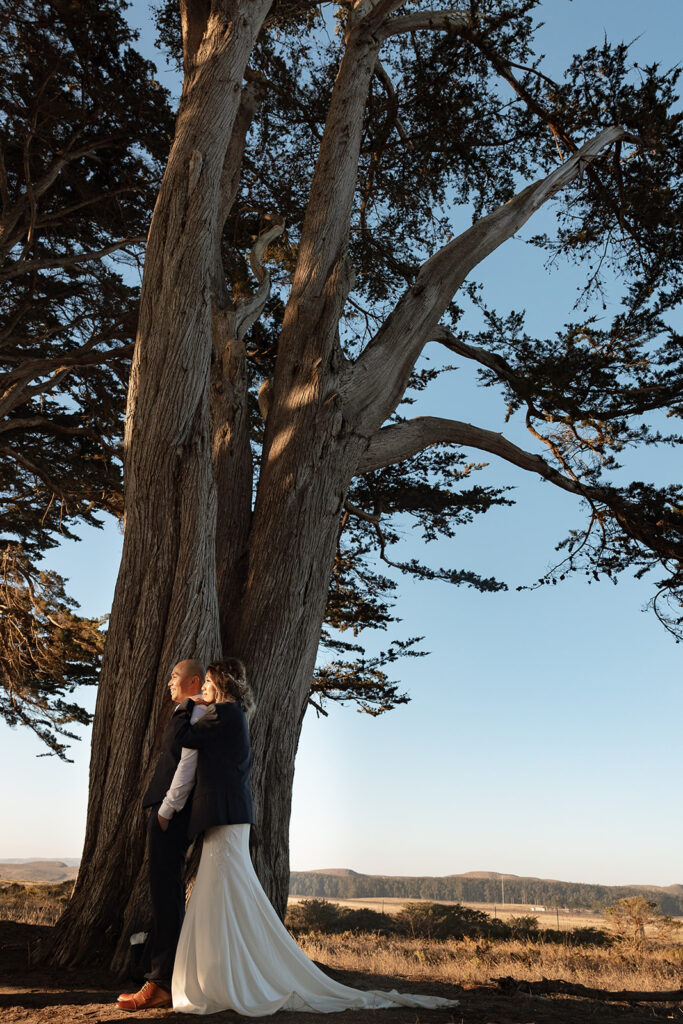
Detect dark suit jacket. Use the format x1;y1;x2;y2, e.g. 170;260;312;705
142;709;186;809
172;697;255;839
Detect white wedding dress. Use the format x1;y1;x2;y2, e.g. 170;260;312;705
172;824;458;1015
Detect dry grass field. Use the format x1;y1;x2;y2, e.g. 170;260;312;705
2;880;682;1024
286;896;683;994
0;880;72;926
295;927;683;992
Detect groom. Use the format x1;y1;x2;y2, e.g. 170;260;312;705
117;659;207;1012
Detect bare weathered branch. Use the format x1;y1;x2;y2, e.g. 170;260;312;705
433;324;521;388
218;78;268;229
343;498;381;523
221;215;285;348
495;976;683;1003
379;8;468;39
374;62;413;149
276;21;380;369
343;126;627;434
357;414;587;500
357;415;683;564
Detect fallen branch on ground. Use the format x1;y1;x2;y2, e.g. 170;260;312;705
494;976;683;1002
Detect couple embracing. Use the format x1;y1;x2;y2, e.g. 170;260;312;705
117;658;458;1016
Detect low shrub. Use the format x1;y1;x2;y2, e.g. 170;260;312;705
286;898;343;932
394;902;489;940
286;899;395;936
339;907;394;934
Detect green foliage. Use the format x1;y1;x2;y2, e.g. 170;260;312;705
0;546;104;758
1;0;173;548
393;901;492;940
604;895;665;946
0;0;173;750
506;914;540;937
285;897;394;935
533;926;613;948
285;898;347;932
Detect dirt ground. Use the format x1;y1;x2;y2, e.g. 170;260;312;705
1;922;680;1024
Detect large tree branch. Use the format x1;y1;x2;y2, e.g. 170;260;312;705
0;416;115;443
378;9;468;39
463;29;639;240
357;416;683;563
277;12;385;368
180;0;212;73
1;339;131;378
0;443;71;501
0;342;132;420
378;2;536;44
218;76;267;230
433;325;521;388
434;325;677;422
0;135;123;252
2;238;146;281
343;126;628;434
357;415;587;499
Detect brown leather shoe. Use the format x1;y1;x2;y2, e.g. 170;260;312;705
116;980;172;1010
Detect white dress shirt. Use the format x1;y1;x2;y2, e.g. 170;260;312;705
158;700;207;821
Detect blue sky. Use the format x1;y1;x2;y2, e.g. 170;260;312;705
2;0;681;889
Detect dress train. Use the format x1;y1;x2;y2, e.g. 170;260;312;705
172;824;458;1016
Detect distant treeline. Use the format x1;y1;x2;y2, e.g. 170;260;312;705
289;872;683;916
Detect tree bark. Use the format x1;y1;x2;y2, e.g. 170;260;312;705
40;0;273;969
239;406;367;917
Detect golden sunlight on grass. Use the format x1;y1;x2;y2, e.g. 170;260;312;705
296;930;683;993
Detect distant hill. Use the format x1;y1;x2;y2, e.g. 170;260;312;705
306;868;362;877
289;869;683;916
0;857;80;865
0;861;78;882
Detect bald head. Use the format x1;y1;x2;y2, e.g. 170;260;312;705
167;659;204;703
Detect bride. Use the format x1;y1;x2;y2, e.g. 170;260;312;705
170;660;458;1016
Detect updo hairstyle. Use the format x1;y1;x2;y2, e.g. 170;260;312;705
206;658;255;720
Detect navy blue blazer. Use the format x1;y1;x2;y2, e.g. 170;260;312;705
143;710;185;809
172;697;255;840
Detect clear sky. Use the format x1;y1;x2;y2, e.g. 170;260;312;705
2;0;681;889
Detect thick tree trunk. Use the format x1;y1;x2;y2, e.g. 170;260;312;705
236;335;366;913
40;1;272;970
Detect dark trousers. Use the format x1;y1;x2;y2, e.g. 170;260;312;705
145;803;191;991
